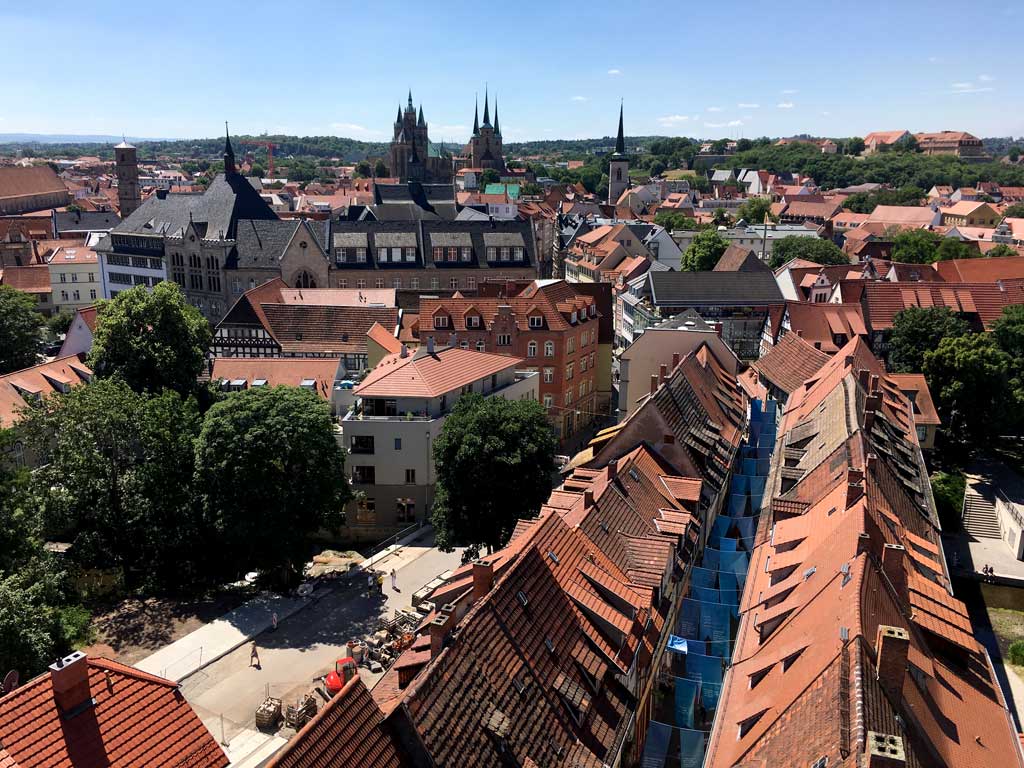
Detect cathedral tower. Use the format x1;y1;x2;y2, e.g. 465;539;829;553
607;102;629;204
114;138;141;217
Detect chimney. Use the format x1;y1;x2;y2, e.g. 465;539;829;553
671;352;681;370
715;323;723;338
607;458;618;482
427;336;435;355
869;374;880;395
663;433;675;445
429;608;458;659
650;374;659;395
858;368;871;390
865;732;906;767
866;452;878;472
795;329;803;337
864;409;876;432
659;363;668;384
583;488;594;508
875;624;910;702
472;561;494;601
400;344;408;358
49;651;91;713
882;544;907;597
846;477;864;507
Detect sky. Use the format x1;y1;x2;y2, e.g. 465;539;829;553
2;0;1022;143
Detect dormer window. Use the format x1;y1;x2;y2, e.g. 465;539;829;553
434;315;449;329
570;311;577;323
467;315;481;328
529;315;543;329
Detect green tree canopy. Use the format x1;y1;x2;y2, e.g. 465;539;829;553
768;236;849;269
47;310;74;339
24;378;205;592
924;333;1019;447
846;137;865;155
0;285;41;374
1003;203;1024;218
654;211;697;232
888;306;971;374
480;168;501;186
431;393;556;552
89;282;211;396
842;185;924;214
987;244;1019;258
736;196;775;225
195;386;350;583
891;229;943;264
934;237;976;262
993;304;1024;362
353;160;372;178
374;159;389;178
681;229;730;271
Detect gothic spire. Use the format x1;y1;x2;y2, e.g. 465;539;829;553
223;121;236;175
473;97;479;136
397;104;402;123
407;89;414;111
614;101;625;156
418;104;425;127
493;97;500;137
482;86;491;127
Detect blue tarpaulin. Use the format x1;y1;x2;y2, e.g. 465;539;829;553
679;728;707;768
667;635;689;654
699;603;731;643
640;721;671;768
684;653;724;686
691;566;717;589
674;677;700;728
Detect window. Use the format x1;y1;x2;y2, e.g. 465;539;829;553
375;278;385;289
392;247;402;262
378;247;388;262
564;391;572;406
433;246;444;261
466;315;481;328
580;356;586;372
460;247;472;262
356;497;376;524
543;394;553;408
397;498;416;523
394;438;402;450
566;363;574;380
579;382;585;398
500;247;510;261
467;276;476;290
357;279;366;289
411;277;420;289
352;466;376;484
497;334;511;346
529;315;543;329
61;290;68;301
88;272;95;282
450;277;459;289
405;468;416;484
513;247;524;261
430;278;439;289
393;278;402;289
71;273;78;283
89;289;97;299
355;248;367;262
434;315;450;329
544;341;555;357
543;367;554;383
339;279;348;288
72;290;80;301
335;247;347;263
447;247;458;262
404;247;416;262
486;246;497;261
527;341;537;357
476;340;485;351
351;435;375;454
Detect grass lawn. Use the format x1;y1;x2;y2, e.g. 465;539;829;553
990;607;1024;674
665;168;699;180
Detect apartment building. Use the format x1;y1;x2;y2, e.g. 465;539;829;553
46;244;101;311
340;343;537;541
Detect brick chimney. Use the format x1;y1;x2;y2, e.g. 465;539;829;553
49;651;91;714
875;625;910;702
659;363;668;384
472;561;494;601
846;476;864;507
583;488;594;507
865;731;906;767
858;368;870;390
882;544;907;597
671;352;681;369
650;374;659;395
429;609;458;658
607;458;618;482
869;374;880;395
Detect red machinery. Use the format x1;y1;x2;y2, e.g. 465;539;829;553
324;656;358;694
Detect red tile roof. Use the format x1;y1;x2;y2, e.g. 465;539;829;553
932;255;1024;283
888;373;941;426
753;331;830;396
265;674;408;768
420;280;597;333
0;656;227;768
782;301;868;353
0;166;68;200
857;280;1024;329
354;346;523;398
366;321;403;355
210;357;340;400
1;265;51;294
0;355;92;428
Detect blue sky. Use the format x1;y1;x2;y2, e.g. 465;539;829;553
3;0;1022;142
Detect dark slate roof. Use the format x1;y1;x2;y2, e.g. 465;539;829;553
113;173;276;241
647;270;784;307
234;220;300;267
54;210;121;233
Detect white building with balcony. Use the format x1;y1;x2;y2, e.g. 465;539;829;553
339;342;538;543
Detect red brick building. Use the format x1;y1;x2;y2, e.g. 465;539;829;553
419;280;604;441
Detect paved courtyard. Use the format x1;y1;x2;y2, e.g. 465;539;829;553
177;532;463;765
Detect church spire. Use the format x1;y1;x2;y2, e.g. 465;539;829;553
482;85;490;127
493;97;500;137
223;121;236;175
408;89;414;110
472;96;479;136
397;104;402;123
418;104;425;127
614;100;625;156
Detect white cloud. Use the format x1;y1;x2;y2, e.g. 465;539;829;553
737;102;760;109
821;111;831;116
706;106;723;112
705;119;743;129
951;82;973;89
330;122;382;136
607;68;621;75
777;101;795;109
781;89;798;95
658;115;690;126
570;95;589;102
978;73;994;82
951;86;994;94
727;119;743;127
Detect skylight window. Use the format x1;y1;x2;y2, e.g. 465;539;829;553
516;591;529;607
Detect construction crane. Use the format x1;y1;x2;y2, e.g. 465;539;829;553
239;140;277;177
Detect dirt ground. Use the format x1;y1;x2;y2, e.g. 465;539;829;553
990;607;1024;660
82;589;253;666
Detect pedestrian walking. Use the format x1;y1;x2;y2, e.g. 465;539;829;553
250;641;260;668
390;568;398;591
376;571;385;596
367;571;375;597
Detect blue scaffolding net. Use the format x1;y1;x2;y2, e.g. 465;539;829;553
640;397;776;767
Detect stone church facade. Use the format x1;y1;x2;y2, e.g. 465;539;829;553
388;91;453;183
464;89;505;173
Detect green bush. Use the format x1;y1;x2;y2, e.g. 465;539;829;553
1008;639;1024;666
931;471;966;531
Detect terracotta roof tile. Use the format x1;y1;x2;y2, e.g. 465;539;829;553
753;331;830;397
354;346;523;398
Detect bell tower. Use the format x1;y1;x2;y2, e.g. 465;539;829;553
607;102;630;204
114;137;141;217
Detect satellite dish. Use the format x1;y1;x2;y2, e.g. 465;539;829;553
2;670;18;694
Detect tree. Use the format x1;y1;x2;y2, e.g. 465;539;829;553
736;196;774;225
736;138;753;153
711;208;732;227
24;378;205;592
847;137;865;155
924;333;1018;446
891;229;943;264
353;161;372;178
431;394;556;552
1010;147;1021;163
681;229;730;271
1003;203;1024;218
842;185;925;214
480;169;501;187
250;164;265;179
654;211;697;232
888;306;971;373
768;236;849;268
47;310;74;339
993;304;1024;361
89;282;211;396
195;386;350;583
934;237;975;262
0;285;42;374
374;159;389;178
987;244;1019;258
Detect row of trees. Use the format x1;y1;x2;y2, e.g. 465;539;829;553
1;283;351;677
890;229;1019;264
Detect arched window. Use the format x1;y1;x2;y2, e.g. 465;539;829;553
295;271;316;289
544;341;555;357
527;341;537;357
615;167;622;181
476;340;485;352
